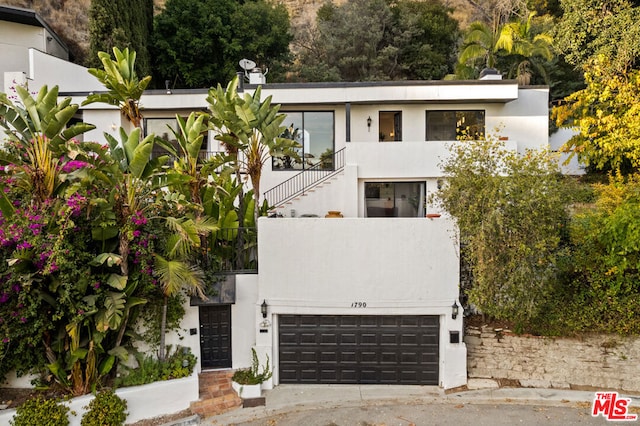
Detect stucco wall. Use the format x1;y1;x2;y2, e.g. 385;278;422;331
257;216;466;388
466;326;640;392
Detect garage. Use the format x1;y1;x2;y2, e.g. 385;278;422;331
278;315;439;384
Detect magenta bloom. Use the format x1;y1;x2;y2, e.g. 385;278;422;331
16;241;32;250
61;160;91;173
131;211;148;226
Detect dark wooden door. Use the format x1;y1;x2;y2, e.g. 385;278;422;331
199;305;232;369
279;315;439;384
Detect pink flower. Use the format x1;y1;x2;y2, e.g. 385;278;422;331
61;160;92;173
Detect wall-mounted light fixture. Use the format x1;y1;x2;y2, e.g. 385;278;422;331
261;299;268;319
165;80;172;95
451;301;459;320
367;116;372;132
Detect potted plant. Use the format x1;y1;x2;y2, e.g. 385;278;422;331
231;348;272;399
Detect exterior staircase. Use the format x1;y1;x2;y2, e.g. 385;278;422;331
264;147;345;211
190;370;242;418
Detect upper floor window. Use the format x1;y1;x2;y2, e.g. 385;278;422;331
426;110;485;141
273;111;335;171
145;117;208;160
379;111;402;142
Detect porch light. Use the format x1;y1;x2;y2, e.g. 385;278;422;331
261;300;268;319
451;301;459;320
367;116;372;131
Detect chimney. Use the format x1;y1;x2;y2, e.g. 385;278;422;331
249;68;266;85
479;68;502;80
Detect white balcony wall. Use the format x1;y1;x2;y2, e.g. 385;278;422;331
28;49;103;94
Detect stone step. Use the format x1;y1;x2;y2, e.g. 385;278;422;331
191;371;242;418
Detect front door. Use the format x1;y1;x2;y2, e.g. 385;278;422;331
199;305;232;369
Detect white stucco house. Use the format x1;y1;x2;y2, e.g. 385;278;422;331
1;4;554;395
64;77;550;390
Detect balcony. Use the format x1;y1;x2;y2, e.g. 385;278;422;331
346;139;518;179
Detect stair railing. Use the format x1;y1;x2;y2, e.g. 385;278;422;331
264;147;345;209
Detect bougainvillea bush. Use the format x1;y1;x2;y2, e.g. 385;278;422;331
0;84;205;395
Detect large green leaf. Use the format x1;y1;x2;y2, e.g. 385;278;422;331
96;292;126;332
107;273;128;290
98;355;116;376
91;253;122;267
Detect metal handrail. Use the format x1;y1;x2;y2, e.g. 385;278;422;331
264;148;345;209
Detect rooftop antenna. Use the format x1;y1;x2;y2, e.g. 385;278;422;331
239;59;257;82
239;58;268;85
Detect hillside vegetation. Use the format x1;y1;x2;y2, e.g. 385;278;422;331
2;0;478;65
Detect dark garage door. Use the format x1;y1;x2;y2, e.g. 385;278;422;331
279;315;439;384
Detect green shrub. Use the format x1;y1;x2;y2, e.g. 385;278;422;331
81;389;128;426
10;396;69;426
115;346;197;387
232;348;272;385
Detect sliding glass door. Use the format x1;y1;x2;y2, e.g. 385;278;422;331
365;182;426;217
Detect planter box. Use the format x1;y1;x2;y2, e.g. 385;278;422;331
0;372;198;426
232;381;262;399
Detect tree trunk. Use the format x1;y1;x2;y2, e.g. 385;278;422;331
159;294;168;361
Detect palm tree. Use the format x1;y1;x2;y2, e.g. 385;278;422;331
458;21;502;71
154;216;208;361
496;13;554;85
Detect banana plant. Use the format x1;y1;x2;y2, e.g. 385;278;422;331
163;112;210;206
0;85;95;205
207;76;299;227
83;47;151;129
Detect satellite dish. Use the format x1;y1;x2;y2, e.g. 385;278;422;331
239;59;256;71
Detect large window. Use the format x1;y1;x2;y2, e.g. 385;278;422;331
426;110;485;141
379;111;402;142
365;182;426;217
273;111;335;170
145;117;208;160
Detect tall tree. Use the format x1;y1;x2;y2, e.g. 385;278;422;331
389;0;460;80
294;0;459;82
553;57;640;173
554;0;640;75
88;0;154;77
152;0;292;89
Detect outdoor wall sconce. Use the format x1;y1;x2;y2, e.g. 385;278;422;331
261;299;268;319
367;116;372;131
451;301;459;320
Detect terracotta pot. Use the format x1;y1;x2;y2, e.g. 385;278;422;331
325;210;343;218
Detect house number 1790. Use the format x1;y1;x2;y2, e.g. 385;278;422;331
351;302;367;308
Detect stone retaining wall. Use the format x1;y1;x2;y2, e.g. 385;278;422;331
465;326;640;393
